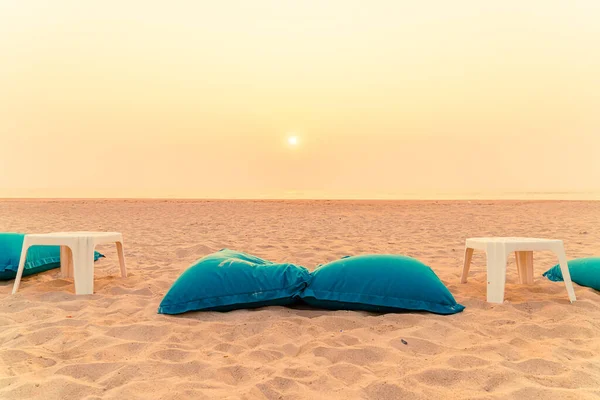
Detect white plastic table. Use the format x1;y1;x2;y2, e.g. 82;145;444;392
461;237;576;304
12;232;127;295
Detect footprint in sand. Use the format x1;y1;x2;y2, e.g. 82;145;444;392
246;349;285;363
363;382;426;400
150;348;195;362
312;346;385;365
174;244;217;259
328;363;371;385
214;365;254;386
446;355;491;369
390;337;444;356
502;358;568;376
55;362;124;382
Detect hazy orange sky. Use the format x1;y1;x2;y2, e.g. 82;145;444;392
1;1;599;199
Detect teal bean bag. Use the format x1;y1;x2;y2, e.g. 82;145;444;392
158;249;311;314
0;232;104;280
543;257;600;291
300;254;465;315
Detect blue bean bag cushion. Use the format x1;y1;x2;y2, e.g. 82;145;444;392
0;233;104;280
543;257;600;291
300;254;465;315
158;249;311;314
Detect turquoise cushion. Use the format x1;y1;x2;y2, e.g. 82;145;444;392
300;254;465;315
0;232;105;280
158;249;311;314
543;257;600;291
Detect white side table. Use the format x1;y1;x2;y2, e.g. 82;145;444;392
461;237;576;303
12;232;127;295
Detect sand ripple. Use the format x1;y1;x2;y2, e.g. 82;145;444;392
1;200;600;399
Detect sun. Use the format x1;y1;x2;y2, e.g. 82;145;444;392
288;136;298;146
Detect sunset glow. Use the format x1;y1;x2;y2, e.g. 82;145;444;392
1;1;599;199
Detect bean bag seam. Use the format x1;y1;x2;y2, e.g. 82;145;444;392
1;256;62;272
160;282;308;307
302;289;459;308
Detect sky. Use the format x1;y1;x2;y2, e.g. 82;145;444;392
1;1;599;199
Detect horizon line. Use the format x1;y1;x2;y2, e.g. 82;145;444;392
1;196;599;202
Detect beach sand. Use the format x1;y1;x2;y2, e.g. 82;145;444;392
1;200;599;399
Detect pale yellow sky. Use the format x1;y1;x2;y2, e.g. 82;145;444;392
1;1;599;199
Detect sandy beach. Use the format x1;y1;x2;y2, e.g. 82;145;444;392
1;199;599;399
